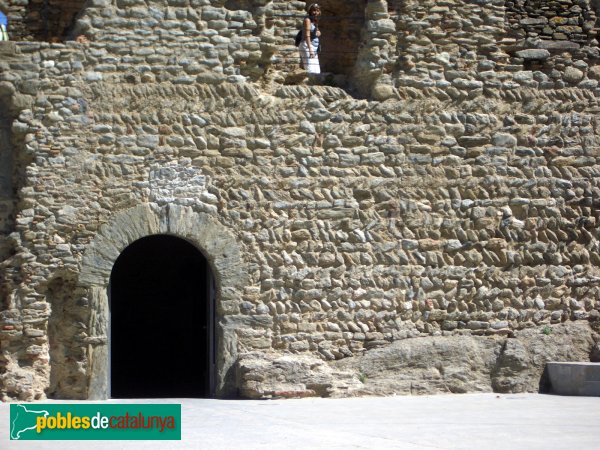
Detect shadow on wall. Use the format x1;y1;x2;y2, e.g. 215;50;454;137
7;0;87;42
46;273;90;399
0;71;36;260
313;0;367;78
0;93;19;270
0;100;13;244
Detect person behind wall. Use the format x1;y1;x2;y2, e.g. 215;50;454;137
299;3;321;74
0;1;8;41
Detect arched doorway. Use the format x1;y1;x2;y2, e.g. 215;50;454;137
109;234;215;398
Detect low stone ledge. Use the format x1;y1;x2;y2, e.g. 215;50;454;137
515;49;550;60
547;362;600;397
0;41;18;56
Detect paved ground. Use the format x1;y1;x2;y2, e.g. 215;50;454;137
1;393;599;449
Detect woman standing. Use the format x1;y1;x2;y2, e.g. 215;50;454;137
299;3;321;74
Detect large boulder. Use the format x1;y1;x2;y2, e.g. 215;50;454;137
492;322;598;393
333;334;501;395
236;322;599;398
236;352;362;399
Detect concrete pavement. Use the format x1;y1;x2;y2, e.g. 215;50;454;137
1;393;599;449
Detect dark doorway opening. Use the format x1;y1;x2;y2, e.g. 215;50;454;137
25;0;86;42
0;101;14;245
110;235;215;398
315;0;366;77
4;0;88;42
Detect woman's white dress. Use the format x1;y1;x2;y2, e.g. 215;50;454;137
298;21;320;74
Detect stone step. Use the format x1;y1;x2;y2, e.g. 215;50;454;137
0;41;18;57
546;362;600;396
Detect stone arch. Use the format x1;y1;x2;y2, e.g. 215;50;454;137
77;203;248;399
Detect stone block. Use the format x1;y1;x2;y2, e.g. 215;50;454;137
366;19;396;34
547;362;600;396
515;49;550;60
536;40;580;51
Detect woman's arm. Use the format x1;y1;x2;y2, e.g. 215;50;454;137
303;18;315;58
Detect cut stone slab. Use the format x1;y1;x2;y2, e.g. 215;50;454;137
516;49;551;60
536;40;580;51
547;362;600;396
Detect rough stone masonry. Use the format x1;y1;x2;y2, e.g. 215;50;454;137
0;0;600;401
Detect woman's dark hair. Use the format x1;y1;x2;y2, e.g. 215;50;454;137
307;3;320;23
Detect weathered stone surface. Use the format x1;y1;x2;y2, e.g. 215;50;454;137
1;0;600;402
563;67;584;84
492;322;597;393
236;323;598;398
237;352;362;399
536;40;580;51
333;335;500;395
328;322;597;397
515;49;550;60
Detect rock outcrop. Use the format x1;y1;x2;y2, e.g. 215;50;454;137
1;0;600;400
238;322;599;398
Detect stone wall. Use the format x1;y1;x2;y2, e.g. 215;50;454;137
5;0;600;93
506;0;597;44
392;0;600;99
0;0;599;400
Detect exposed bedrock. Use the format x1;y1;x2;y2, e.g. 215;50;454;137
237;322;599;398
